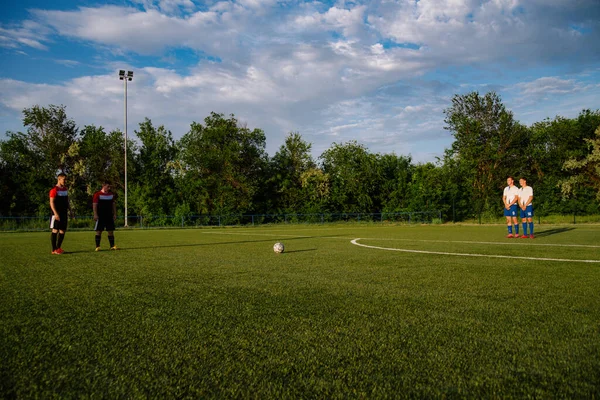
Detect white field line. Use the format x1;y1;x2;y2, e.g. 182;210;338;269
364;238;600;248
350;239;600;264
199;230;600;249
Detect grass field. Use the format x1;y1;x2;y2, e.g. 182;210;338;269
1;224;599;398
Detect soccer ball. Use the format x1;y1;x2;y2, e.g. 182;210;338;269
273;242;284;253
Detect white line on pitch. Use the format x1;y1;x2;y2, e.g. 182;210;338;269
368;238;600;248
200;230;599;249
350;239;600;263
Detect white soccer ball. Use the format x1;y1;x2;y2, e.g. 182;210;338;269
273;242;285;253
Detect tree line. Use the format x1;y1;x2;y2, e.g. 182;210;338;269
1;92;599;222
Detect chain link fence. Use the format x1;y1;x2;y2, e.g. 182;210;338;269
0;211;443;232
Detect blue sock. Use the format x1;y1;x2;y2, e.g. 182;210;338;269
515;224;519;235
529;222;534;235
522;222;528;235
508;226;513;234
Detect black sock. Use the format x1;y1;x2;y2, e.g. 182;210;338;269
51;232;58;251
57;233;65;249
109;236;115;248
95;235;101;247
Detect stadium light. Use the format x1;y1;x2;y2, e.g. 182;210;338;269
119;70;133;227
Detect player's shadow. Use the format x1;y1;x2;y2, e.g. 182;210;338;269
282;248;318;254
534;227;575;237
118;235;325;251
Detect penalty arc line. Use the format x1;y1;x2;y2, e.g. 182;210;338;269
350;239;600;264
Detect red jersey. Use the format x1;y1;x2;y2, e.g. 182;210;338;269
93;190;116;218
49;185;69;213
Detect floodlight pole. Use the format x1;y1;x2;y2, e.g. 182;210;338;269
119;70;133;227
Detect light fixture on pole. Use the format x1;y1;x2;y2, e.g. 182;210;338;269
119;69;133;227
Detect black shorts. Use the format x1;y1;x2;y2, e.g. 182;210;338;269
50;214;68;231
94;217;116;232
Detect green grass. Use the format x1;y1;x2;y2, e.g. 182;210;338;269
1;224;599;398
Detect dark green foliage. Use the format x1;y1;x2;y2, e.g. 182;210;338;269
270;132;316;213
176;113;269;215
131;118;178;217
1;102;599;220
444;92;528;217
376;153;413;212
0;134;44;215
321;141;380;213
530;110;600;212
0;105;79;216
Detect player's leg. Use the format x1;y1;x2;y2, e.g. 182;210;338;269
520;209;528;238
95;231;102;250
56;229;66;252
51;230;58;253
528;206;534;238
107;219;117;250
56;214;67;252
505;215;513;237
94;218;103;251
512;216;519;236
108;231;116;249
50;216;59;253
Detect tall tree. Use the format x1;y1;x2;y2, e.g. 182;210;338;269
444;92;524;217
22;104;79;176
299;167;330;213
270;132;316;212
0;134;42;215
130;118;177;216
377;153;413;212
320;141;379;213
0;105;79;215
561;125;600;202
529;110;600;215
69;125;132;214
177;113;268;215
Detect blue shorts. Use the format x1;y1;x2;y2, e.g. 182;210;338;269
520;205;534;218
504;204;518;217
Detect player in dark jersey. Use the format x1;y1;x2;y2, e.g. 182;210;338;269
49;172;73;254
93;181;118;251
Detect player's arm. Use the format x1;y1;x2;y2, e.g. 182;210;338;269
503;193;511;209
50;196;60;221
93;202;99;221
523;194;533;207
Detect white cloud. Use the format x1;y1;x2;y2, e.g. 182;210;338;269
1;0;599;163
0;25;50;51
54;59;81;67
29;6;229;56
515;77;581;96
504;73;600;125
368;0;600;66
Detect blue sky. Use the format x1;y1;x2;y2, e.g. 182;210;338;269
1;0;599;162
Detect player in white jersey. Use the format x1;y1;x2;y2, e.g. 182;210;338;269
518;177;534;238
502;176;520;238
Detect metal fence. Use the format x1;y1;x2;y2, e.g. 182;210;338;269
0;211;442;232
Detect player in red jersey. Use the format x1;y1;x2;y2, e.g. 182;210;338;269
93;181;118;251
49;172;73;254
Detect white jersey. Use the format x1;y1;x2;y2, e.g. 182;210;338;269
503;186;519;204
519;186;533;206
